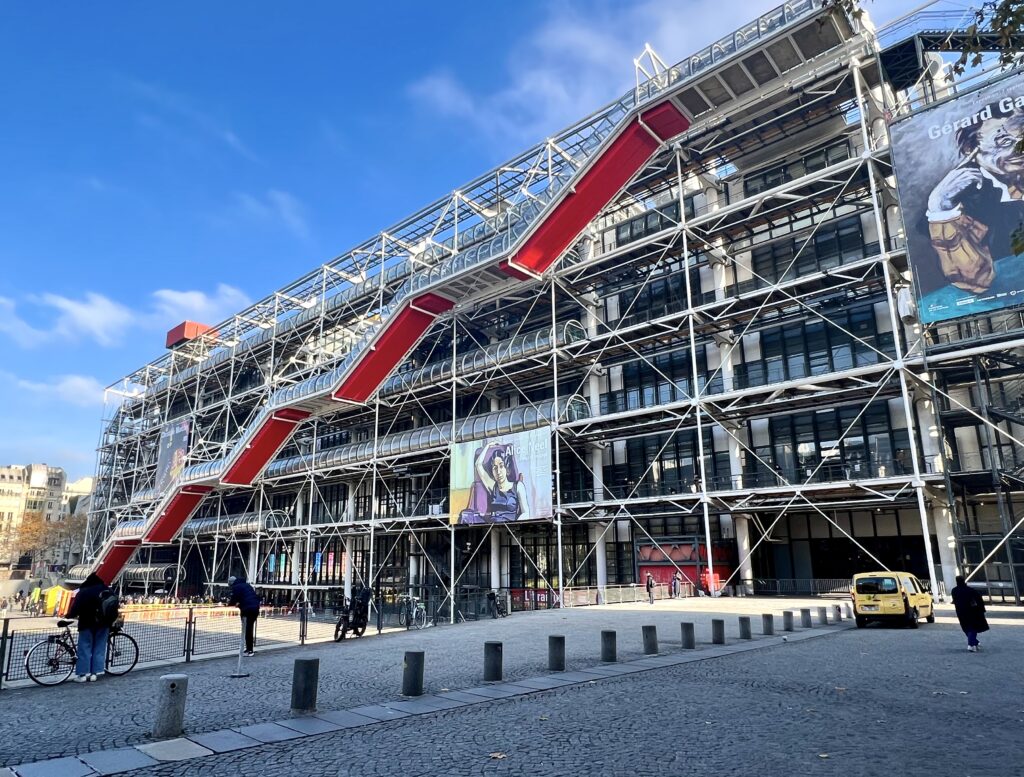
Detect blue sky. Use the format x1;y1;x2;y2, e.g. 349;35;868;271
0;1;920;479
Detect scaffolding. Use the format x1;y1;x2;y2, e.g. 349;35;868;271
82;1;1024;611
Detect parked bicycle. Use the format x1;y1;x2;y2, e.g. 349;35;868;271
24;619;139;686
488;590;508;618
398;594;428;630
334;588;372;641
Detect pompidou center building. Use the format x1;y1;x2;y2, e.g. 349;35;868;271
74;1;1024;610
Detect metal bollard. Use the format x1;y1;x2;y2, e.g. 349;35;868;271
548;635;566;672
484;641;503;682
642;625;659;655
762;614;775;635
681;622;695;650
817;607;829;626
152;674;189;739
783;611;795;632
738;616;752;640
290;658;319;713
402;651;424;697
601;630;617;662
833;604;843;622
712;619;725;645
800;608;813;629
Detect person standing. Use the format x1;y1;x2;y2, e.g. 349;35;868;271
67;573;111;682
672;571;682;599
646;572;655;605
227;574;261;656
951;575;989;652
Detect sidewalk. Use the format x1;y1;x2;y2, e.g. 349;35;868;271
2;597;857;775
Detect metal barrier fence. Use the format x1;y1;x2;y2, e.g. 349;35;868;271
753;578;853;596
561;583;694;606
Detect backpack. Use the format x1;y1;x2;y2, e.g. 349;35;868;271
99;591;121;627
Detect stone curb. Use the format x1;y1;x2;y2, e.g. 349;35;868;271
7;622;853;775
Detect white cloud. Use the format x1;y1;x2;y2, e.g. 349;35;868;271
0;296;48;348
39;291;134;347
0;284;251;349
236;189;311;240
407;0;924;149
125;77;259;162
15;374;107;408
149;283;252;329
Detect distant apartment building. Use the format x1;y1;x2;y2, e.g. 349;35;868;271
0;464;68;575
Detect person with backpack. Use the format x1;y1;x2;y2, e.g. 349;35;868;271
67;573;116;682
227;574;261;656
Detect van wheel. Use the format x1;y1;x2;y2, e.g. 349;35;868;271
855;616;866;628
926;610;935;624
907;607;920;629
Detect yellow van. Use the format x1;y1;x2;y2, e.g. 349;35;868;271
851;571;935;628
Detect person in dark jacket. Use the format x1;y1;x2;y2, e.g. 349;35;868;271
646;572;655;605
67;573;111;682
227;574;261;656
951;575;989;652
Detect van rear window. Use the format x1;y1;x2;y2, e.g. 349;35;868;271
855;576;898;594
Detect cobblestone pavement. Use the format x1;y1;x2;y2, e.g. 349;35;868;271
5;598;1023;775
128;609;1023;777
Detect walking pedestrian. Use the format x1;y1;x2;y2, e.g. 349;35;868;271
646;572;655;605
227;574;261;656
67;573;113;682
0;597;8;617
951;575;989;652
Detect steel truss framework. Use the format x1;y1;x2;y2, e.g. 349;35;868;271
77;2;1024;609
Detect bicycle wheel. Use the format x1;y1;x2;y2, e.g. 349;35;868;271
335;619;348;641
106;632;139;676
25;639;75;686
398;603;408;628
413;606;427;630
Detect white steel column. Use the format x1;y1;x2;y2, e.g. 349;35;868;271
678;146;716;594
490;529;501;592
590;522;608;601
552;281;565;607
854;57;940;597
930;504;958;597
733;515;754;596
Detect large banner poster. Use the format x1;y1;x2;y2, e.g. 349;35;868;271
155;419;190;493
450;428;552;525
890;74;1024;324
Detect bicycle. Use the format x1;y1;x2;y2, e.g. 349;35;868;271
24;619;140;686
397;594;428;629
487;591;508;618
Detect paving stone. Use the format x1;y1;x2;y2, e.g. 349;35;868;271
0;599;907;769
347;704;410;721
312;710;378;729
275;716;341;735
186;730;262;753
383;699;449;715
402;694;466;710
457;684;521;699
10;758;94;777
433;690;493;704
0;768;14;777
78;748;159;775
511;676;576;690
134;738;212;762
231;723;304;744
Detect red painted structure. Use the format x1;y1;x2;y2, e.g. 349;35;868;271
166;321;215;350
90;99;689;582
221;408;311;486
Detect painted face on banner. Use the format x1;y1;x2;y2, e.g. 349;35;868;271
491;452;508;486
977;111;1024;179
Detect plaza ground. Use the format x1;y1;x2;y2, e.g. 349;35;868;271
2;597;1022;775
